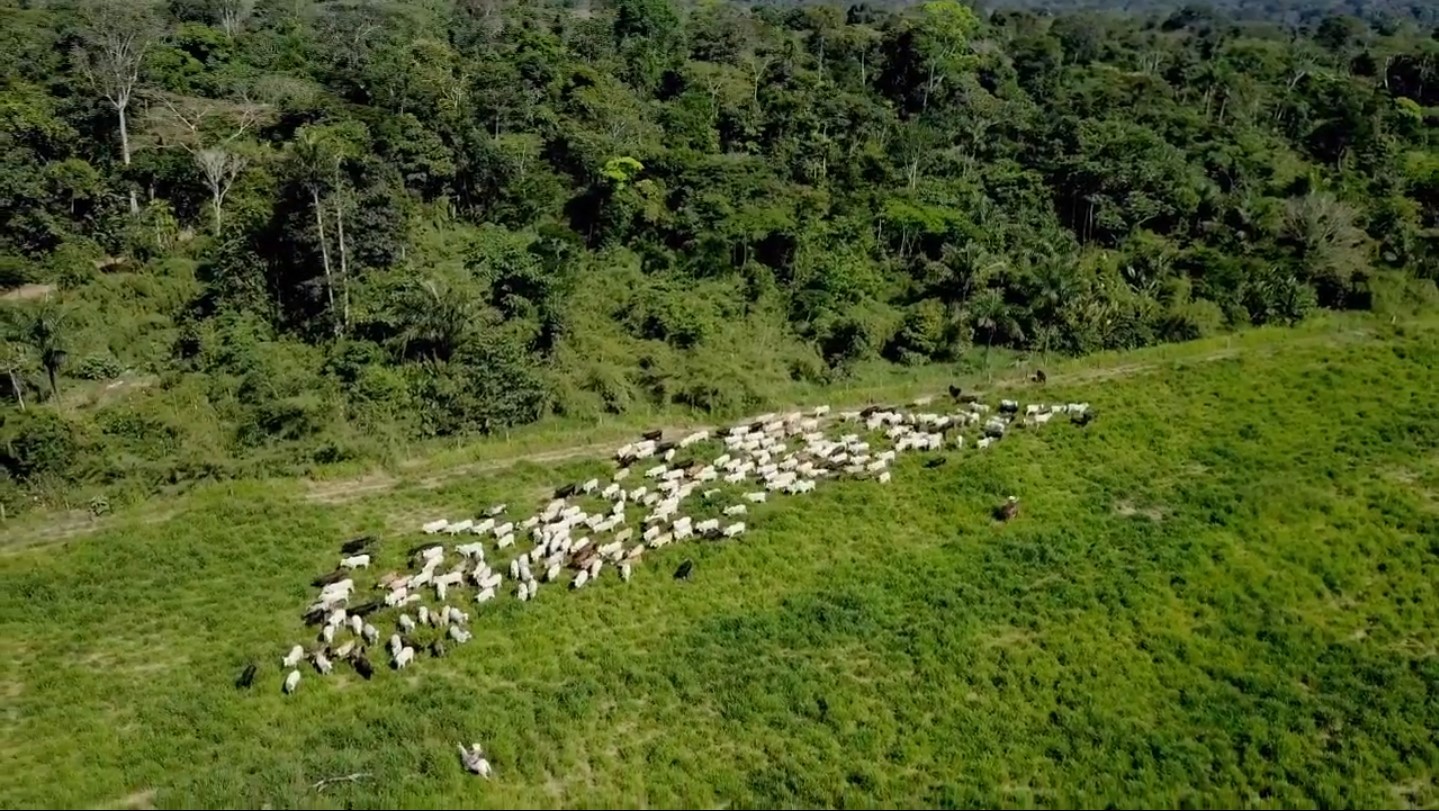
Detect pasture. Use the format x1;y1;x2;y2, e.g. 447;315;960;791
3;315;1439;809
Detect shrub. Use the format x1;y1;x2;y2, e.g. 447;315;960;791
1160;298;1226;342
73;353;123;380
412;335;550;436
0;409;80;482
0;256;35;288
885;299;953;364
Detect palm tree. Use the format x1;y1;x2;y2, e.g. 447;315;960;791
967;288;1008;375
392;280;477;363
939;242;1007;303
1026;249;1081;325
16;301;69;404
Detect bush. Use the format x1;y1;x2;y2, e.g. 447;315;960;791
1160;298;1226;342
0;256;36;288
885;299;954;364
1244;270;1317;326
412;335;550;436
0;409;80;482
73;353;123;380
46;242;103;290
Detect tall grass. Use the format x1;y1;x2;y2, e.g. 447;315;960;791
2;313;1437;808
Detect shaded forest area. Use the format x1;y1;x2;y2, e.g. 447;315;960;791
0;0;1436;510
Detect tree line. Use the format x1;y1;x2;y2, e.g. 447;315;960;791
0;0;1435;508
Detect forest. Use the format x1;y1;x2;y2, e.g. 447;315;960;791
0;0;1436;511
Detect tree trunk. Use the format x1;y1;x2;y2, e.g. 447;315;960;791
118;103;139;215
46;365;60;404
335;195;350;334
311;188;337;333
212;186;224;234
8;368;24;411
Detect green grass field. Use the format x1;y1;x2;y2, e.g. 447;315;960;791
4;314;1439;809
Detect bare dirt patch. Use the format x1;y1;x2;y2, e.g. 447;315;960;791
97;789;156;810
1391;777;1436;809
0;283;56;302
1114;500;1167;522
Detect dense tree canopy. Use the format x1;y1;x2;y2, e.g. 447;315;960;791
0;0;1435;505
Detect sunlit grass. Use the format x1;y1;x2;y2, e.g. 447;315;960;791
2;313;1438;808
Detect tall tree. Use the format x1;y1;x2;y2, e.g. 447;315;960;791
914;0;979;113
216;0;254;37
285;121;368;335
146;94;271;234
73;0;162;215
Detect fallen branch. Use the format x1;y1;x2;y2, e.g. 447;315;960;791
312;772;370;791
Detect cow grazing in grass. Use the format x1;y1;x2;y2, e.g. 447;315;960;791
235;663;257;689
352;653;374;680
995;497;1020;522
339;536;374;555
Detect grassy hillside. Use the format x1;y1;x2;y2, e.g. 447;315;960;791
3;312;1439;809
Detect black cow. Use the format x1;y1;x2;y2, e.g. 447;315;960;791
995;497;1020;522
311;569;348;587
348;600;382;617
235;663;257;689
339;535;375;555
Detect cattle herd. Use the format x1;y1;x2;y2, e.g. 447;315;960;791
254;390;1093;697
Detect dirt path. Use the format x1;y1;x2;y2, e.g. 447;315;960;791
299;342;1260;506
302;441;621;504
1;326;1364;546
0;508;178;555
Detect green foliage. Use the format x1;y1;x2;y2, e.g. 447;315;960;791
600;156;645;187
72;353;124;381
411;335;550;437
0;0;1432;504
0;409;79;481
